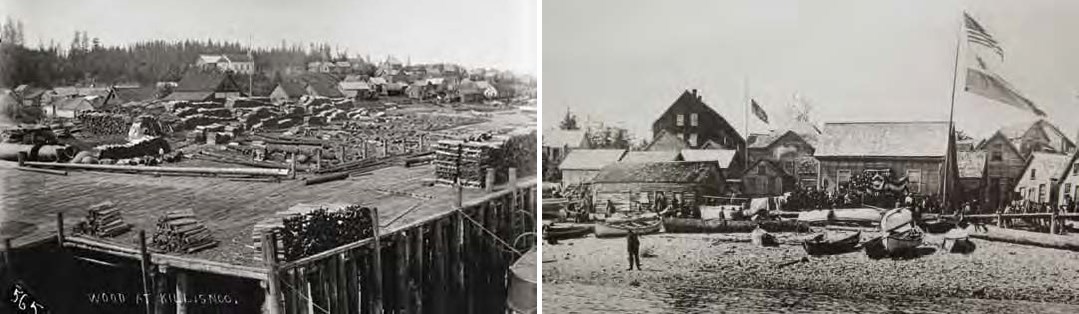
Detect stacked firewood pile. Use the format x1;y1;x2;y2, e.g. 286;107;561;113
225;97;271;109
72;201;132;237
278;205;375;261
433;129;537;188
77;112;131;135
150;209;219;254
96;137;172;160
173;101;235;130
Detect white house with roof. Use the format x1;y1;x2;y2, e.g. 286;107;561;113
196;54;255;74
558;149;627;185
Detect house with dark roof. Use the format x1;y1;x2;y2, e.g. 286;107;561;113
974;131;1027;211
747;129;816;187
592;161;723;212
816;121;957;198
1013;152;1070;204
645;129;689;151
998;119;1076;158
620;150;683;164
741;159;794;196
557;149;626;184
164;71;244;102
651;89;745;151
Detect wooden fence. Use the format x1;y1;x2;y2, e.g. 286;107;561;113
265;179;537;314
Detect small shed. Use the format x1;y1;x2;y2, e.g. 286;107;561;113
592;161;723;212
741;159;794;197
557;149;626;185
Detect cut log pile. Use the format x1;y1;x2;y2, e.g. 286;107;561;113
150;209;219;254
72;201;132;237
76;112;131;135
278;204;375;261
433;129;537;188
96;136;172;160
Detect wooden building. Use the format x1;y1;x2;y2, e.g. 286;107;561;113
163;71;245;102
620;150;683;163
557;149;626;185
747;129;816;187
651;89;744;151
1055;150;1079;205
592;161;723;212
1013;152;1070;204
741;159;794;196
816;121;957;197
974;131;1027;211
999;119;1076;158
681;149;741;175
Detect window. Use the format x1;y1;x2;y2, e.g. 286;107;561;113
1031;169;1037;180
676;114;685;126
690;113;699;126
758;164;767;175
837;170;852;184
1074;163;1079;175
745;178;755;192
688;133;698;147
1039;184;1047;203
1067;183;1073;198
677;133;684;140
907;169;922;193
991;143;1003;161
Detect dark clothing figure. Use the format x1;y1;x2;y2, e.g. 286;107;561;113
606;200;616;215
626;231;641;270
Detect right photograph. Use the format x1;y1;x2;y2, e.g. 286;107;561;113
541;0;1079;312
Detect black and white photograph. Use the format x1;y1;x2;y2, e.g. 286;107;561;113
542;0;1079;313
0;0;537;313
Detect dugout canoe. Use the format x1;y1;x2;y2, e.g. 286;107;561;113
661;218;809;233
883;225;924;253
802;231;861;256
543;224;594;240
594;218;661;238
833;208;883;225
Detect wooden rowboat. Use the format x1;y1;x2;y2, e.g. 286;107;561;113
542;198;568;220
802;231;861;256
883;225;924;253
542;224;594;240
594;219;661;238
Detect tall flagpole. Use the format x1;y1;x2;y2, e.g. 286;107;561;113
743;76;750;172
944;12;964;213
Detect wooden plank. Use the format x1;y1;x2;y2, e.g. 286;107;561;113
263;233;283;314
23;161;291;176
139;230;155;314
397;233;411;314
413;225;424;313
64;236;269;280
369;208;384;313
970;225;1079;251
175;271;188;314
432;219;446;314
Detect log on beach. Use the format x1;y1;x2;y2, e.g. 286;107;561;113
662;218;810;233
969;225;1079;252
303;172;350;186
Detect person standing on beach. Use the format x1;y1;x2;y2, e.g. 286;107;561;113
626;229;641;270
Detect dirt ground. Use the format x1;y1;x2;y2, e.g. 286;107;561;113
543;231;1079;305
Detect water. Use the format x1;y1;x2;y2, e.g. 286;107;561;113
544;282;1079;313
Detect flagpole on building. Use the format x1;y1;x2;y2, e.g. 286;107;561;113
943;12;964;213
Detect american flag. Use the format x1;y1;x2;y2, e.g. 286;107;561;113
965;12;1004;59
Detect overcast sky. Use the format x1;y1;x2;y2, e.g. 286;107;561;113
0;0;537;75
543;0;1079;142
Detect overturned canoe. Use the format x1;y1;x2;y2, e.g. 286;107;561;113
833;208;883;225
662;218;809;233
797;209;833;224
594;219;661;238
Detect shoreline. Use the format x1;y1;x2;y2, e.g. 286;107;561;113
542;232;1079;305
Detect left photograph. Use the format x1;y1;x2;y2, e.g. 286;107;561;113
0;0;538;313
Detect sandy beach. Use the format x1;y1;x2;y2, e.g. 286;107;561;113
543;230;1079;311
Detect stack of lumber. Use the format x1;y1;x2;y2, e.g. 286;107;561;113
72;201;132;237
76;112;131;135
150;209;219;254
225;97;272;109
178;114;234;130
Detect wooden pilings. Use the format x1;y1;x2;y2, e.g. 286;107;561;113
271;180;537;314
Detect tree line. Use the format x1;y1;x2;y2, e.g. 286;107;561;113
0;17;367;90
